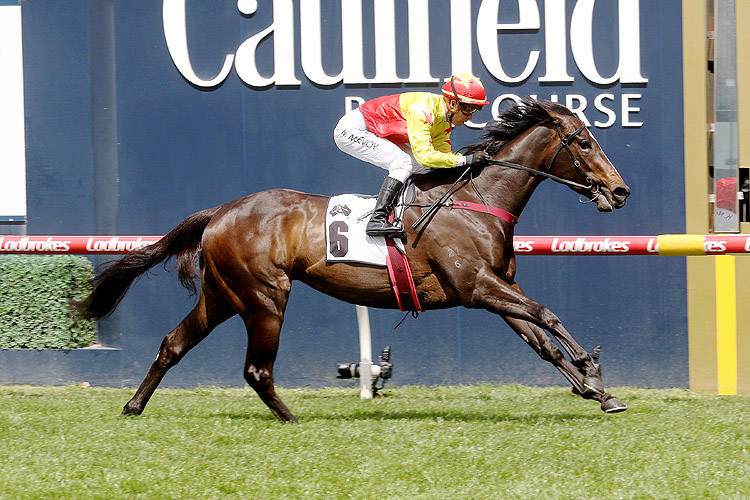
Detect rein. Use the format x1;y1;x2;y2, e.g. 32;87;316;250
409;166;518;229
486;158;592;191
489;123;598;194
410;123;600;231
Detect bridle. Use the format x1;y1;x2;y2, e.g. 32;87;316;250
487;122;601;203
411;121;601;230
450;75;600;197
446;78;599;201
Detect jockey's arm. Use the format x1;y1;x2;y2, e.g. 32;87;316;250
406;100;465;169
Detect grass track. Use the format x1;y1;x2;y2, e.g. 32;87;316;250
1;385;748;499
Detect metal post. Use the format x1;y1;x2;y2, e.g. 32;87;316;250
355;305;373;399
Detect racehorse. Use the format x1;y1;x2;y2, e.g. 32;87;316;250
75;98;631;423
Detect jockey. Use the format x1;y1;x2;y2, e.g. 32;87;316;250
333;73;491;237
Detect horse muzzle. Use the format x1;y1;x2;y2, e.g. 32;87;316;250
595;184;630;212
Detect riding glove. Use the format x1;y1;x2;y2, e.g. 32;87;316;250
465;151;490;167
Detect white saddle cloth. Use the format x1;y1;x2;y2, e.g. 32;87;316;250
325;194;405;266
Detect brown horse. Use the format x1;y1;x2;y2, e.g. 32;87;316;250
76;98;631;423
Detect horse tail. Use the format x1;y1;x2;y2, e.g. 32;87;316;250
73;206;222;320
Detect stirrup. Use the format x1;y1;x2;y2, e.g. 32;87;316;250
366;223;404;237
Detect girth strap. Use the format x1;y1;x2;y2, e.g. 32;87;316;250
385;238;424;312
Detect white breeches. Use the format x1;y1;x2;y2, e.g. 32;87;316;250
333;109;430;183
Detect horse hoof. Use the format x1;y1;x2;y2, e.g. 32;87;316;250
121;404;143;416
583;376;605;395
601;397;627;413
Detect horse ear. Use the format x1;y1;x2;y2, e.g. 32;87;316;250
544;100;579;128
553;114;569;130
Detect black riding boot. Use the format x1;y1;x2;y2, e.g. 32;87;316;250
366;177;404;237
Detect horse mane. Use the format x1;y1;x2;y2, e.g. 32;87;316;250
462;97;573;156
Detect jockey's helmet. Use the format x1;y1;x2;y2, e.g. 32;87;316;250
441;73;490;107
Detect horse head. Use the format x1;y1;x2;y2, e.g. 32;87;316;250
474;98;630;212
539;99;630;211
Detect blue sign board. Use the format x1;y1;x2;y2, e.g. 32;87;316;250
16;0;687;389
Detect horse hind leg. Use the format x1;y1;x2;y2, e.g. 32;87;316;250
242;312;298;423
122;283;234;416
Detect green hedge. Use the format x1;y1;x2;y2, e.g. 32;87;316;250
0;255;96;349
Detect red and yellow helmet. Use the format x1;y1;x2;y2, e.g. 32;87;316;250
441;73;489;107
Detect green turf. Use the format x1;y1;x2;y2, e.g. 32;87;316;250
1;385;748;499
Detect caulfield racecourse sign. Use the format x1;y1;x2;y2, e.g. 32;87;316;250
163;0;647;128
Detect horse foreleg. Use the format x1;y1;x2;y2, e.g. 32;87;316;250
469;274;625;412
502;316;626;412
243;313;298;423
503;316;588;392
472;276;600;381
122;289;232;416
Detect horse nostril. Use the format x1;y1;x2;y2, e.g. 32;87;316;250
613;186;630;199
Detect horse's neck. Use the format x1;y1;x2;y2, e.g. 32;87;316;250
411;124;553;217
471;126;552;217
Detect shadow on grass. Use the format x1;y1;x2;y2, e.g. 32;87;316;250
207;407;606;424
314;408;604;423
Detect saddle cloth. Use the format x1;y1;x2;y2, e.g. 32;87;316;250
326;194;422;312
325;194;404;266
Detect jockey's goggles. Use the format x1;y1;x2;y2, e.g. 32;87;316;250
459;103;483;115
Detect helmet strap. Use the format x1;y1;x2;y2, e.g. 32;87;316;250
445;99;455;123
446;76;460;123
450;76;461;103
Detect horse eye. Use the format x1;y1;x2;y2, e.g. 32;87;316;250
579;139;592;150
